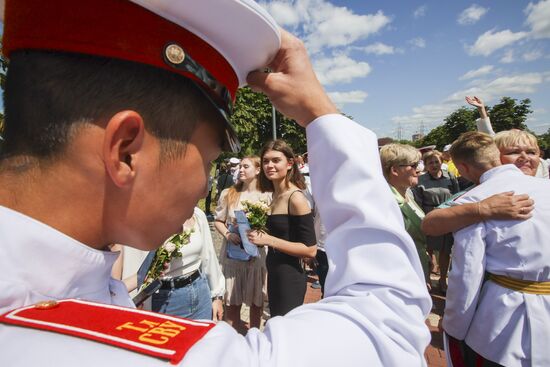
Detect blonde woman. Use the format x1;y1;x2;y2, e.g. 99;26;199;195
214;156;271;332
379;144;430;287
495;129;546;178
466;95;549;178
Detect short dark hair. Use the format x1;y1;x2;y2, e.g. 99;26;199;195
259;139;305;192
1;50;221;161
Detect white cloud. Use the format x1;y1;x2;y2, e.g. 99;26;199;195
265;1;301;27
468;29;527;56
458;4;489;25
362;42;397;55
409;37;426;48
313;54;372;85
500;49;515;63
391;72;549;128
307;8;391;53
262;0;392;54
459;65;494;80
328;90;368;107
525;0;550;39
485;73;544;94
523;49;543;61
413;5;427;19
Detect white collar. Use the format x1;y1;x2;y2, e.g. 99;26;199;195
0;205;119;301
479;164;522;184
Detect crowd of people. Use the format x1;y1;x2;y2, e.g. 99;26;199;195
117;91;550;367
1;1;549;366
380;95;550;366
122;140;321;335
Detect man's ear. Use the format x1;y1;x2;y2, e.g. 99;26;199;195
103;111;145;188
455;161;469;177
390;165;399;178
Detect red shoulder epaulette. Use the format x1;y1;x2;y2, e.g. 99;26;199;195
0;299;215;364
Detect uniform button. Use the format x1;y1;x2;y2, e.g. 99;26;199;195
34;300;59;310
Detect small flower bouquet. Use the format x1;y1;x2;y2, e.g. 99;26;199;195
242;200;270;232
140;226;194;290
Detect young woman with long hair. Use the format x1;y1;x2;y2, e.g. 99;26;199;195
214;156;271;333
248;140;317;317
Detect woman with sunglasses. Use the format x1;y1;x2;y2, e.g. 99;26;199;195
380;144;431;287
248;140;317;317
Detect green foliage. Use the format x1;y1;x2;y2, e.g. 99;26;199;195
230;87;307;157
418;125;449;150
489;97;531;132
419;96;533;149
538;127;550;152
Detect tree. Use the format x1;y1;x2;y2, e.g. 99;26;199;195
538;127;550;152
230;87;307;157
417;125;450;150
419;96;533;149
489;97;531;132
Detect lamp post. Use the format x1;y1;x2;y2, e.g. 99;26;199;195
272;104;277;140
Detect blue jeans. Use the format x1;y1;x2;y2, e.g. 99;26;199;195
152;273;212;320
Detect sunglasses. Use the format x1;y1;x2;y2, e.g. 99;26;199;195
399;162;420;170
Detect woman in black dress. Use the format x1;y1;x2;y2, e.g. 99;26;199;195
248;140;317;317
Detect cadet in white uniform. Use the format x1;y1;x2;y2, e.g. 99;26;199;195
0;0;431;365
443;132;550;367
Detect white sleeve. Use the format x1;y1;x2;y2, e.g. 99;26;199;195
196;209;225;298
184;114;432;366
443;223;487;340
476;116;495;136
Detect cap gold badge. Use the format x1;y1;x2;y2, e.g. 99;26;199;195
34;300;59;310
165;44;186;65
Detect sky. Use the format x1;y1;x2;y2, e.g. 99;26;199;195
1;1;549;141
260;0;550;139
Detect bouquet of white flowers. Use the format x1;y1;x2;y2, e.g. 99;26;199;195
241;200;270;232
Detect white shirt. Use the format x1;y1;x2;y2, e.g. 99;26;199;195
164;207;225;298
443;164;550;367
0;114;431;366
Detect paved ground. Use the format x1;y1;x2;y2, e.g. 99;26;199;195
208;219;447;366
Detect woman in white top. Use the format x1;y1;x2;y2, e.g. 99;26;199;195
148;207;225;321
214;156;271;332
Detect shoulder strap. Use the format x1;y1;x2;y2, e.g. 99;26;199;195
0;299;215;364
288;189;304;215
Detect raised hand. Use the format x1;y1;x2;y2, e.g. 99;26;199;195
465;96;488;119
247;29;338;127
465;96;485;108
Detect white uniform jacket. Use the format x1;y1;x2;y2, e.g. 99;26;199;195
443;164;550;367
0;206;135;314
0;114;432;366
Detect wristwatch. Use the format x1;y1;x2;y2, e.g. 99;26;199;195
212;295;223;301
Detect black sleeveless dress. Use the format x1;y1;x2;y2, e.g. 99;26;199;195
266;196;316;317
